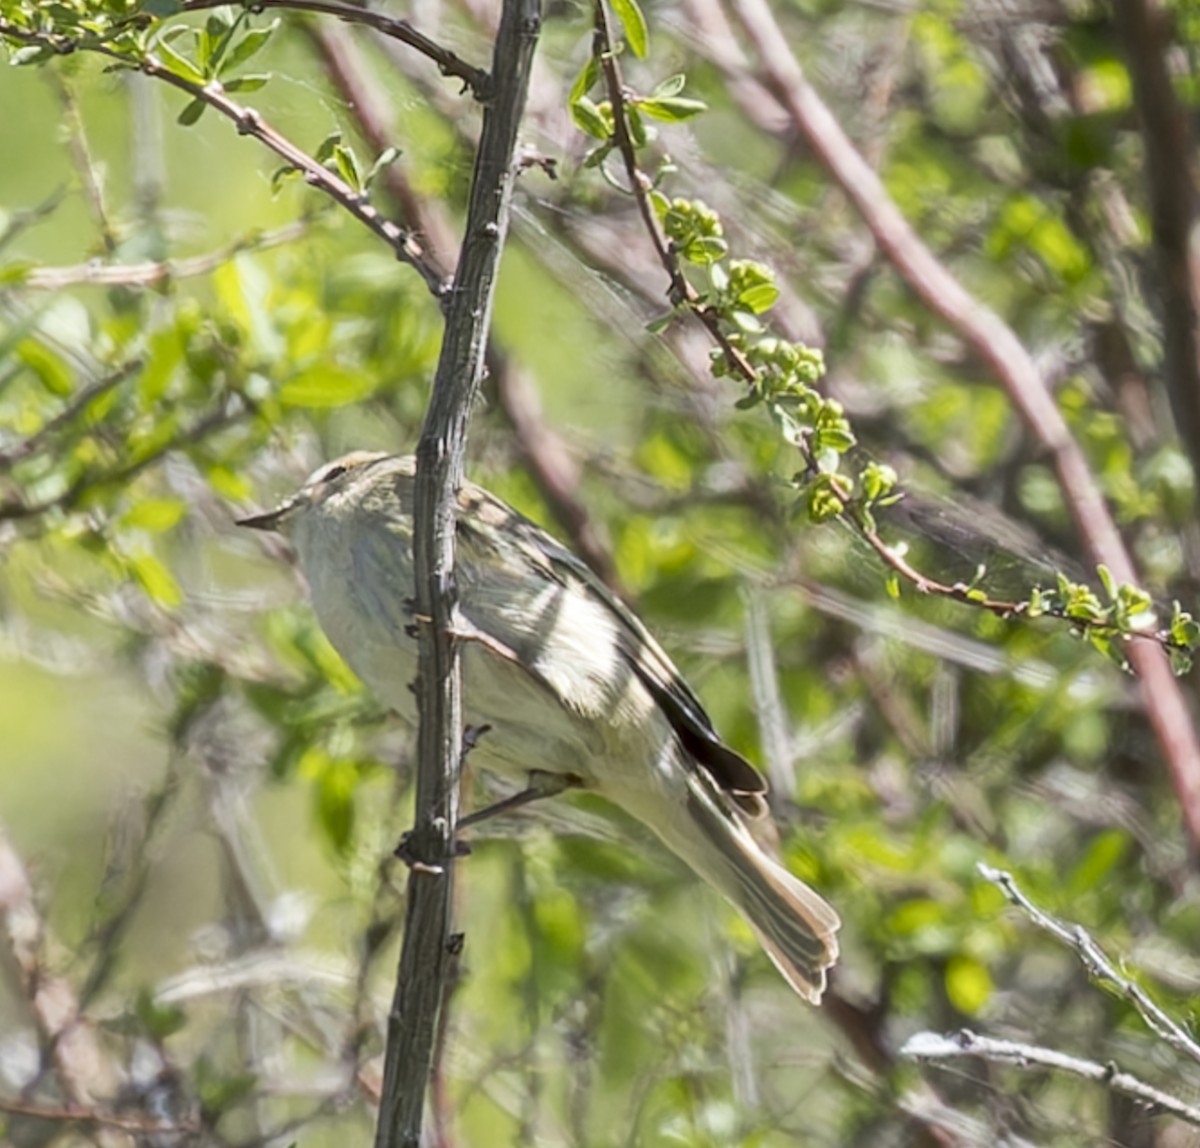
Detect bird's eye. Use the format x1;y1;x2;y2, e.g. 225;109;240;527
321;463;349;483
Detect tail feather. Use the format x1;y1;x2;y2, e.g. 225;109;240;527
683;782;839;1003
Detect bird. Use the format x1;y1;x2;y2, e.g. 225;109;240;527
239;451;839;1001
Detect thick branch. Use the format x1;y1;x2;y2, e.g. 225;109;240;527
373;4;541;1148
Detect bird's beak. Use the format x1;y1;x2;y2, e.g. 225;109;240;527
236;501;293;532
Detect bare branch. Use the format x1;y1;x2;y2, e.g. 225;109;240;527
374;3;541;1146
902;1029;1200;1129
979;863;1200;1067
19;217;311;290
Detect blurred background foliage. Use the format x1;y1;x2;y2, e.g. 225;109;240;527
2;0;1200;1145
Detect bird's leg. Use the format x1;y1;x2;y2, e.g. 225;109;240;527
457;770;583;831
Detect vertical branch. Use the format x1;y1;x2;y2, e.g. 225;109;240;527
1112;0;1200;478
372;3;542;1148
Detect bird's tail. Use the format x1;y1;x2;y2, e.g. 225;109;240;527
658;773;840;1002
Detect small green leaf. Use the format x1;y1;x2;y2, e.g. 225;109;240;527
222;74;269;93
637;96;708;122
652;73;687;99
738;282;780;314
18;340;72;396
177;98;207;126
333;143;362;191
569;55;600;104
611;0;650;57
154;38;207;85
571;96;612;140
221;22;278;74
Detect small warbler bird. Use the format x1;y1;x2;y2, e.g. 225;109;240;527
240;452;839;1001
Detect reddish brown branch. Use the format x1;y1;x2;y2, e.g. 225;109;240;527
726;0;1200;851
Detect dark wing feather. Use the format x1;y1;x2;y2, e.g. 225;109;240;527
473;490;768;816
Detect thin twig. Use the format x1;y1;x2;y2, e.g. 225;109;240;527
0;824;124;1112
978;863;1200;1067
0;18;445;296
53;75;117;253
902;1029;1200;1129
0;394;245;522
0;358;142;470
19;217;311;290
0;1097;199;1136
182;0;492;100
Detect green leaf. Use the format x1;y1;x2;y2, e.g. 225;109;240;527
279;365;375;408
177;98;207;127
18;340;72;396
611;0;649;58
222;74;269;93
637;96;708;123
569;54;600;105
221;21;278;74
737;282;780;314
333;143;362;192
154;37;207;86
652;73;687;99
571;96;612;140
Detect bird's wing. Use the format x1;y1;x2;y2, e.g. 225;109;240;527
459;484;769;817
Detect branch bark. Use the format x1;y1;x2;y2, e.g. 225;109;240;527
372;4;541;1148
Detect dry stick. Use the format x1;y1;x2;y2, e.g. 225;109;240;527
373;4;541;1148
901;1030;1200;1129
1112;0;1200;483
726;0;1200;851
